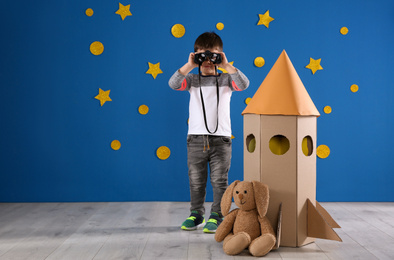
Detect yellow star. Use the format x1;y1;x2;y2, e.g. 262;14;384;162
146;62;163;79
115;3;132;21
305;58;323;74
95;88;112;106
218;61;234;73
257;10;274;28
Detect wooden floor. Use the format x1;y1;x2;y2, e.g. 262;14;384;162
0;202;393;260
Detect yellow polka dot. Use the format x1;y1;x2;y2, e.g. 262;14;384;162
157;146;171;160
350;84;359;93
340;27;349;35
216;22;224;30
245;97;252;105
111;140;121;150
138;105;149;115
85;8;94;17
254;57;265;67
317;145;330;159
324;106;332;114
90;41;104;55
171;24;185;38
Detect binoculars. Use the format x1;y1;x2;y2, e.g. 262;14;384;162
194;50;222;65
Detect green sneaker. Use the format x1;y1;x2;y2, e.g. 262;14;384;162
181;211;205;231
203;212;223;233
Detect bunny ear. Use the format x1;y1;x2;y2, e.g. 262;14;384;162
221;180;240;216
252;181;270;218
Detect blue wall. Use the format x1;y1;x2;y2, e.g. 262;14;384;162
1;0;393;202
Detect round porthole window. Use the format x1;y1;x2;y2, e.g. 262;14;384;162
246;134;256;153
302;136;313;156
269;135;290;155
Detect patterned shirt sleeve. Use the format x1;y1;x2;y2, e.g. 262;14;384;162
168;71;192;91
228;70;249;91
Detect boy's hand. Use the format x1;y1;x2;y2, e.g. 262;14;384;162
188;52;199;68
219;52;237;74
179;52;198;75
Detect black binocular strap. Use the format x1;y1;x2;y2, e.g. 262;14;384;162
198;65;219;134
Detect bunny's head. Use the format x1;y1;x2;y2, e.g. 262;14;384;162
221;180;270;218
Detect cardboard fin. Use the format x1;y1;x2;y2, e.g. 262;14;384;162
273;203;282;249
316;201;341;228
307;199;342;242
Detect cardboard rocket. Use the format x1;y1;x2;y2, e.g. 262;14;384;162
242;50;342;247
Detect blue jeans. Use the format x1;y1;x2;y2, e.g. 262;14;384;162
187;135;232;217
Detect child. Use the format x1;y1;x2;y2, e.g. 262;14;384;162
168;32;249;233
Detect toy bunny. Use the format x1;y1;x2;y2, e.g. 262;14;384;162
215;180;276;257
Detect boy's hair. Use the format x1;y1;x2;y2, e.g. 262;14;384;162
194;32;223;52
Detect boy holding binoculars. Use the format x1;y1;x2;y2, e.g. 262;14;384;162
169;32;249;233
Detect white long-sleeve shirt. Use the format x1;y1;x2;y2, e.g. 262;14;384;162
169;70;249;137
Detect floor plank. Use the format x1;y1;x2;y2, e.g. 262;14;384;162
0;203;103;260
0;202;393;260
336;203;394;260
0;203;61;257
46;203;127;260
366;203;394;239
92;202;152;260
